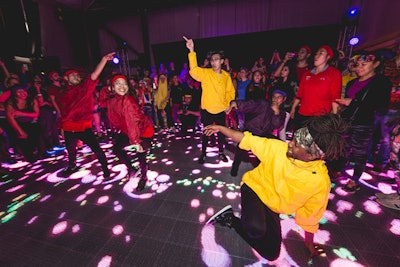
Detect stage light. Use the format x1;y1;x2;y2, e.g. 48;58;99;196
342;7;360;25
112;56;120;65
349;36;360;46
348;8;358;17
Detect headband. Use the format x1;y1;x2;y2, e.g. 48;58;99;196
293;127;325;159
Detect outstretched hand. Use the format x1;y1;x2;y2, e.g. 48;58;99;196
183;36;194;52
104;52;116;61
203;125;220;136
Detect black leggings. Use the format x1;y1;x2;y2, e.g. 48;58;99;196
112;132;150;175
63;128;108;172
200;110;226;153
231;183;282;261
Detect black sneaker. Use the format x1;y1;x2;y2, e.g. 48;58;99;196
60;165;79;177
206;205;234;227
128;167;140;179
218;153;228;162
103;169;111;179
136;176;147;191
198;153;206;164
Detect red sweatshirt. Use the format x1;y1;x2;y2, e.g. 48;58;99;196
107;94;152;144
59;77;98;132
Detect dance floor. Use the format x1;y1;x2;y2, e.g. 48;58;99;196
0;129;399;267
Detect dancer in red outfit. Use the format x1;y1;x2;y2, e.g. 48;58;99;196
107;74;154;191
58;52;115;178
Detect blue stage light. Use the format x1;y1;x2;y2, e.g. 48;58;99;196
349;36;360;46
112;56;120;65
348;8;358;16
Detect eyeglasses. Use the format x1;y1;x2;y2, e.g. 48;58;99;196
210;58;222;62
355;54;376;62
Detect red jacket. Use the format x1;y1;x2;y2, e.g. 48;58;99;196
107;94;153;144
59;77;98;132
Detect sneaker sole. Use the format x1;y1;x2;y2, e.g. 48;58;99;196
376;198;400;211
375;192;400;200
206;205;232;225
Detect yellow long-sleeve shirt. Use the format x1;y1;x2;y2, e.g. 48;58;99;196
239;132;331;233
188;52;235;114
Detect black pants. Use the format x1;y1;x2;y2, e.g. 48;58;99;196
38;105;60;150
200;110;226;153
15;121;45;162
112;132;151;175
63;128;108;172
231;184;282;260
179;114;198;134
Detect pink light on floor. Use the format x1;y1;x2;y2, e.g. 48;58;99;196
75;194;87;202
362;200;381;214
390;219;400;235
156;174;170;183
330;258;364;266
39;194;51;202
191;199;200;208
200;225;231;267
97;255;112;267
206;207;215;217
58;212;66;219
212;189;223;198
27;216;38;225
72;224;80;233
86;188;96;195
192;169;201;174
6;184;24;192
226;192;237;200
376;183;397;194
323;210;338;222
336;200;353;213
112;225;124;235
113;204;123;212
51;221;68;235
68;184;80;191
97;195;109;204
125;235;131;243
199;213;207;223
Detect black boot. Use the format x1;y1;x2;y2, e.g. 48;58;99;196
230;160;240;176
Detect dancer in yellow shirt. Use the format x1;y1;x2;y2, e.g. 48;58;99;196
205;113;347;261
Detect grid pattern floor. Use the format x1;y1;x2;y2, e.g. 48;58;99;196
1;129;399;267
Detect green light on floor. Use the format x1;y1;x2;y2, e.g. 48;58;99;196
1;211;17;223
23;193;41;203
319;217;328;224
7;201;24;213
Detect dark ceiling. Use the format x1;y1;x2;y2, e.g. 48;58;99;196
57;0;219;19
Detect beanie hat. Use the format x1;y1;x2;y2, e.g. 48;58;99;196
111;75;128;86
320;45;334;59
300;45;312;55
272;89;287;97
64;69;79;77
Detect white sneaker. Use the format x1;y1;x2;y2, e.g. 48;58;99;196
375;192;400;200
376;198;400;211
206;205;233;225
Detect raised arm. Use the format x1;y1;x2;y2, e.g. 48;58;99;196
183;36;194;53
204;125;244;143
91;52;115;81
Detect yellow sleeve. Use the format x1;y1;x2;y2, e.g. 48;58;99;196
188;52;206;82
